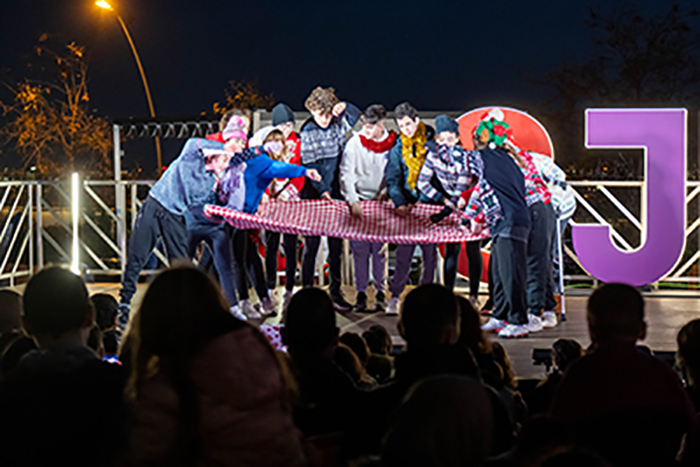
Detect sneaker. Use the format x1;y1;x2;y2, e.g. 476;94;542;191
332;294;353;311
481;317;506;333
386;297;400;316
241;299;263;319
527;313;544;333
267;289;279;309
230;305;247;321
261;297;277;317
353;292;370;313
542;310;558;328
373;291;386;313
283;289;294;310
498;324;529;339
117;303;131;331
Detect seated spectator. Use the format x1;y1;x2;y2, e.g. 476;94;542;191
0;266;126;467
340;332;370;368
91;293;120;357
550;283;698;466
334;342;377;390
0;289;22;335
529;339;583;415
87;323;104;356
363;325;394;384
677;318;700;411
510;415;576;467
382;375;493;467
0;332;37;378
123;266;305;467
282;288;369;438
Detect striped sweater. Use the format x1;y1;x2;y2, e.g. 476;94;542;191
417;144;472;206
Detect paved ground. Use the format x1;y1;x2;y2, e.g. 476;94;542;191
64;281;700;380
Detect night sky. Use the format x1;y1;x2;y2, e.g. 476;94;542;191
0;0;695;172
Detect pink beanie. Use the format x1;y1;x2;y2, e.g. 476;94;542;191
222;115;248;143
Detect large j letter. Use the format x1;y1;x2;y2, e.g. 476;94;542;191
572;109;687;286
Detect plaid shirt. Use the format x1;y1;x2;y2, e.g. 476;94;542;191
518;150;551;206
417;144;471;205
529;152;576;217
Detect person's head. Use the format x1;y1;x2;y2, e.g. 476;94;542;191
399;284;460;350
0;334;37;377
282;288;338;357
587;283;646;345
219;108;251;134
0;289;22;335
394;102;420;138
91;293;118;332
222;114;249;153
87;324;104;357
22;266;94;348
472;108;510;150
360;104;387;140
677;319;700;386
125;265;244;398
363;324;392;355
305;87;340;129
382;375;493;467
262;129;287;161
333;343;364;384
272;103;295;138
552;339;583;373
434;114;460;147
456;296;491;355
339;332;370;368
491;341;517;390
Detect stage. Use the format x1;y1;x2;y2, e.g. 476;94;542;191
66;282;700;380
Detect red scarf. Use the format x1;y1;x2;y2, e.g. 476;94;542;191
359;130;398;153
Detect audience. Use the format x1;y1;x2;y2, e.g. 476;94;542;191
363;324;394;384
333;342;377;390
677;318;700;411
0;266;126;467
92;292;120;356
0;288;22;335
550;283;698;466
529;338;583;415
122;265;306;467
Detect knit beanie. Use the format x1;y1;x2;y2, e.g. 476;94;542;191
222;115;248;143
272;103;295;126
434;114;459;135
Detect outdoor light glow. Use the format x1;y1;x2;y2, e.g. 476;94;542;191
71;172;80;275
96;1;113;10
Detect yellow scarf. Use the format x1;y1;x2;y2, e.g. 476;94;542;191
401;121;428;191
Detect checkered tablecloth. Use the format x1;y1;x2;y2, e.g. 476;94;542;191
204;200;489;244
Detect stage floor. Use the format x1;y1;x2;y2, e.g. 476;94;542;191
43;282;700;380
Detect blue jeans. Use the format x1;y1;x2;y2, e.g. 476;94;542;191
188;222;240;307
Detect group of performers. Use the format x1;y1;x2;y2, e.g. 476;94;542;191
117;86;575;339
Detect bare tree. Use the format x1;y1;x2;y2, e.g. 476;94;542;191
212;78;275;115
0;39;112;177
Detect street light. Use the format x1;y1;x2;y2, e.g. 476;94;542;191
97;0;163;176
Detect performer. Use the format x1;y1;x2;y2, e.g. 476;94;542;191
418;114;477;292
230;129;321;318
250;103;305;310
384;102;437;315
339;104;397;313
117;115;264;330
466;117;531;338
299;87;360;311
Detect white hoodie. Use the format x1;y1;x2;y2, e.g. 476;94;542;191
340;129;393;206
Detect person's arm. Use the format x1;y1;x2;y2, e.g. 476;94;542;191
338;102;361;131
385;144;407;208
417;151;444;204
339;137;360;206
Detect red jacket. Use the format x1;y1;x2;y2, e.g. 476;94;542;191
264;132;304;201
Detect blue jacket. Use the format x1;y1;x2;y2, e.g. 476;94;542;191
243;155;307;214
385;126;435;207
299;103;360;199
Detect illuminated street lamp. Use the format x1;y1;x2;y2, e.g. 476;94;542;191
96;0;163;176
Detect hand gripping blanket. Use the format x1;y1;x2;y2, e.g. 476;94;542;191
204;200;489;244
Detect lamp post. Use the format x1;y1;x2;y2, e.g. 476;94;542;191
96;0;163;176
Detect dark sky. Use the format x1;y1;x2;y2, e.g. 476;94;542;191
0;0;693;171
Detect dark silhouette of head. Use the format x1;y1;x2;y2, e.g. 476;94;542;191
677;318;700;387
0;289;22;335
91;293;119;331
587;283;646;345
399;284;460;350
283;288;338;357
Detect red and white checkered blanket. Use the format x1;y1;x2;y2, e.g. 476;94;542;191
204;200;489;244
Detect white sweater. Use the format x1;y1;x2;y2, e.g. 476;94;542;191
340;130;392;205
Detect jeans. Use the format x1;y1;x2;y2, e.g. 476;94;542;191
265;231;299;291
302;236;343;297
491;235;528;325
119;196;188;327
188;222;240;307
389;243;437;297
349;241;388;294
526;202;555;316
232;229;268;301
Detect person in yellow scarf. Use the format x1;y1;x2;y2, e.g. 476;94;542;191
384;102;437;315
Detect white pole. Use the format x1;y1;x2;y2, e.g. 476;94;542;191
557;217;566;319
71;172;80;275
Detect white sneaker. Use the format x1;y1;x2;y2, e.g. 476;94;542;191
542;311;558;328
261;296;277;316
527;313;544;333
386;297;400;316
481;317;506;333
230;305;247;321
498;324;529;339
240;299;263;319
